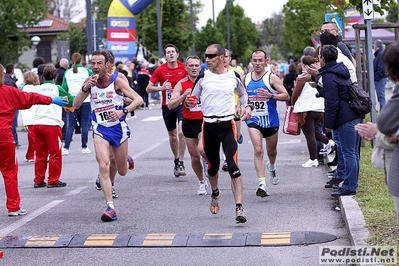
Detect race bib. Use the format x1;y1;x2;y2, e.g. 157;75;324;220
249;96;268;116
95;104;116;125
190;97;202;112
165;89;173;104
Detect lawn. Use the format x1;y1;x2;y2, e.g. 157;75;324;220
356;143;399;246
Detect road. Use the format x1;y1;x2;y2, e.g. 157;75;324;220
0;101;349;265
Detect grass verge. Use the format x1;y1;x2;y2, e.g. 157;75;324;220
356;143;399;246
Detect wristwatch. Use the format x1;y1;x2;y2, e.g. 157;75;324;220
123;108;129;115
270;94;274;100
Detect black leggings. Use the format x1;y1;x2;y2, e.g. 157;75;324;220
301;112;329;160
203;120;240;178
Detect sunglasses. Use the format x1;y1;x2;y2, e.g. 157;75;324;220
205;54;219;59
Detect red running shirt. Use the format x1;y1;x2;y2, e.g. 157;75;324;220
150;62;187;106
181;77;203;120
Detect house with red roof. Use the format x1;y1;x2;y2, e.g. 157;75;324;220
18;14;70;68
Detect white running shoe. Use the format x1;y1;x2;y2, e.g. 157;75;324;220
62;148;69;155
8;208;27;217
197;181;208;195
267;162;279;185
256;181;270;197
301;159;319;168
82;147;91;154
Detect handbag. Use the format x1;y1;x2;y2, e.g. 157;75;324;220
371;147;384;169
283;106;300;135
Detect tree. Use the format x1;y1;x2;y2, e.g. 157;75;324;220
0;0;47;65
214;2;258;61
386;2;398;23
135;0;195;59
282;0;331;59
58;23;88;56
195;19;224;57
260;12;287;60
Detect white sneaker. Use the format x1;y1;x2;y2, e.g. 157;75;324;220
198;180;208;195
267;162;279;185
82;147;91;154
301;159;319;168
8;208;27;217
256;181;270;197
325;140;335;154
62;148;69;155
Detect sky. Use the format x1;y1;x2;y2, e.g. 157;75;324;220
197;0;289;27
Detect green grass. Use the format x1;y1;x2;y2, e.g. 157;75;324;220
356;143;399;246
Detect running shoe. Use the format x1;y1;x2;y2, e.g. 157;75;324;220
62;148;69;155
8;208;27;217
82;147;91;154
95;174;101;190
127;155;134;170
47;181;67;188
267;162;279;185
256;182;270;197
237;134;243;144
210;194;220;214
101;206;117;222
112;186;118;198
222;160;228;171
235;206;247;223
198;180;208;195
178;161;186;176
174;163;180;177
301;159;319;168
34;182;47;188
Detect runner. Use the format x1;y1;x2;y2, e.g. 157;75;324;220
146;44;188;177
168;55;208;195
186;44;253;223
73;50;143;222
244;49;289;197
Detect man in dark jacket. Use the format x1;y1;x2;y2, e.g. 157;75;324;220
318;45;363;197
373;39;387;111
4;63;20;148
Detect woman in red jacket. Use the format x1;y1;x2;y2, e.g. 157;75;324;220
0;64;67;216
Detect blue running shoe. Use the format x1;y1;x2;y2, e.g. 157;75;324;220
101;207;117;222
237;134;243;144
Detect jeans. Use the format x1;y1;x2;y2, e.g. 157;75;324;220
375;78;387;111
64;102;91;149
12;110;19;145
333;118;362;192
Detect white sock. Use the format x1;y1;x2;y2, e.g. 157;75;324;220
107;201;114;209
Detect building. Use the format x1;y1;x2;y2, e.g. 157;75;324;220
18;14;70;68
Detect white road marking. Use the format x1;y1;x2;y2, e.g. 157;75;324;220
141;116;163;122
0;200;64;236
65;186;88;196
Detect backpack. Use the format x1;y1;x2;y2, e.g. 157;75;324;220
338;78;372;115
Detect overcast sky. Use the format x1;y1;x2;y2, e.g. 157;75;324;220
197;0;288;27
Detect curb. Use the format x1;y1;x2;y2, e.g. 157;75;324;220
339;196;383;266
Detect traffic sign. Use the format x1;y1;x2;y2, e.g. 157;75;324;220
362;0;374;20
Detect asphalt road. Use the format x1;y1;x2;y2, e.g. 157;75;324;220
0;101;349;265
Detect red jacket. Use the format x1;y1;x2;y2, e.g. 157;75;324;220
0;85;52;144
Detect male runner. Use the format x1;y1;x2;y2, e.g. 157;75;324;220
73;50;143;222
168;55;208;195
146;44;188;177
244;50;289;197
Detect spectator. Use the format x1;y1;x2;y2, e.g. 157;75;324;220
373;39;387;110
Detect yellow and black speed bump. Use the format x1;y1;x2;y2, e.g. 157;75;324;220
0;231;336;248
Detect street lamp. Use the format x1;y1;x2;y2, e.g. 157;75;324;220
226;0;235;53
31;36;41;58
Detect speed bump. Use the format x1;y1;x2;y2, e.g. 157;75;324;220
0;231;337;248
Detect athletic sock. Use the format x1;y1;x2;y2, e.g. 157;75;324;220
106;201;114;210
212;188;219;197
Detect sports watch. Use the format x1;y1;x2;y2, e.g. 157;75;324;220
123;108;129;115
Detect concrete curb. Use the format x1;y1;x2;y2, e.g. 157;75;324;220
339;196;383;266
